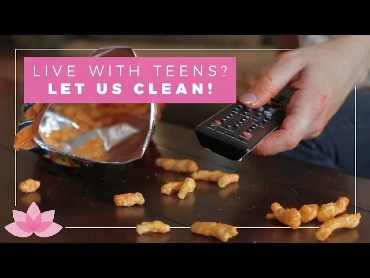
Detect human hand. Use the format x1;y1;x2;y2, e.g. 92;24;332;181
239;35;370;155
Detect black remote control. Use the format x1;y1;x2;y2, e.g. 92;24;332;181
195;88;294;161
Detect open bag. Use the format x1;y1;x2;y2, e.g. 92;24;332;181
14;46;165;167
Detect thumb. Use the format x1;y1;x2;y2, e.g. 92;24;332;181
239;52;306;108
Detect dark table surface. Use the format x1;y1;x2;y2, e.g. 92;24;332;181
0;76;369;243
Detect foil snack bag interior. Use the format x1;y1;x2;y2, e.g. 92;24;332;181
14;47;164;167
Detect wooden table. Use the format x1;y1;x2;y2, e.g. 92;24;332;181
0;75;369;244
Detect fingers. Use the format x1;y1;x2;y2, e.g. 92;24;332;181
244;68;268;88
252;114;307;155
252;88;320;155
244;73;257;88
239;51;306;108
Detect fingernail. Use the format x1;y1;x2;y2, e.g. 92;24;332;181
239;93;257;104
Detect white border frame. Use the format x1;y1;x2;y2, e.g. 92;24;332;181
14;48;357;230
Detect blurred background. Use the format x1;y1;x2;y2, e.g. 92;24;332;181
1;35;279;128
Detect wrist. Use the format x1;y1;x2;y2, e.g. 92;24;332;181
358;35;370;48
348;35;370;67
357;36;370;82
336;35;370;83
361;36;370;67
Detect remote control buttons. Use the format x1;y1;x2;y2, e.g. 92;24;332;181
228;112;237;118
214;120;222;126
235;122;243;129
238;136;247;142
264;110;272;117
227;131;236;138
258;107;264;112
268;108;275;113
241;131;252;139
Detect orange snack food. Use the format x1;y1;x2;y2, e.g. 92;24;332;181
317;197;349;222
269;202;301;229
71;137;106;161
155;158;199;173
40;103;165;161
136;221;170;235
190;222;238;243
315;213;361;242
114;192;145;207
19;178;41;193
42;103;165;146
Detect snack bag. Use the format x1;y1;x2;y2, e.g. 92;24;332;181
14;46;165;167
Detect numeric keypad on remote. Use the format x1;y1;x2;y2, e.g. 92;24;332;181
195;88;294;161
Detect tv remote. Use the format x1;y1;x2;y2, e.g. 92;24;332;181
195;88;294;161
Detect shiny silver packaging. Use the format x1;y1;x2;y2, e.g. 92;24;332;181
14;47;160;167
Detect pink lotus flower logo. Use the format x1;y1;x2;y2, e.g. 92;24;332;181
5;202;63;238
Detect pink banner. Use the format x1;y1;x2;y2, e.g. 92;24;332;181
23;57;236;103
